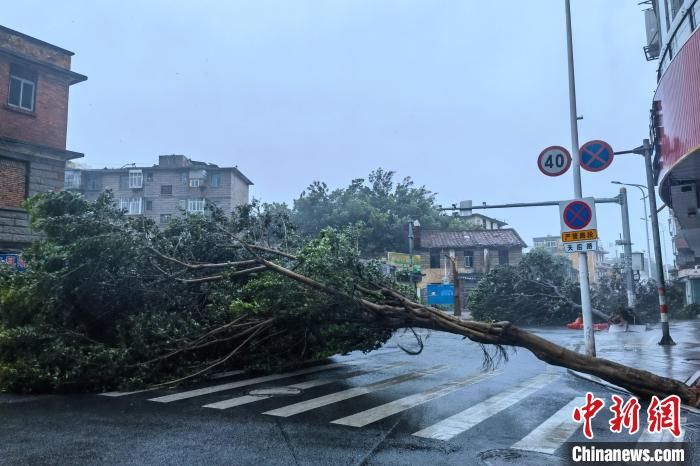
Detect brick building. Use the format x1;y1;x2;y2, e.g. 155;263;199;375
0;25;86;252
64;154;252;225
414;225;527;307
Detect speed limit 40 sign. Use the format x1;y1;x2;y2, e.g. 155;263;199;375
538;146;572;177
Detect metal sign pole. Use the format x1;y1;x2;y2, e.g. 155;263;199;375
565;0;595;356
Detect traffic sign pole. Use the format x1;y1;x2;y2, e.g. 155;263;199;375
565;0;596;357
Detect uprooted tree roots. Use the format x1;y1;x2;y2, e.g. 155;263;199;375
148;242;700;408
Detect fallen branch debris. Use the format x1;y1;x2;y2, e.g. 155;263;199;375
148;242;700;408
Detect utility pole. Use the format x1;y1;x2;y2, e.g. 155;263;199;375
565;0;595;356
643;139;674;345
408;221;418;299
618;187;635;309
408;221;414;268
611;181;654;280
640;191;654;281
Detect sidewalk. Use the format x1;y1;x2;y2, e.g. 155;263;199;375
568;318;700;410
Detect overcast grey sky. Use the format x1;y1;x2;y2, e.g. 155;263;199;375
3;0;673;263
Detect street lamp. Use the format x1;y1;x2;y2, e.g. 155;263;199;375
611;181;654;281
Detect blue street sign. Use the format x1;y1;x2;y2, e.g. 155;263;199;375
426;284;454;305
563;201;592;230
580;140;614;172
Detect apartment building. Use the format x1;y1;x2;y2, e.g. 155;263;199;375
65;154;252;224
0;25;86;252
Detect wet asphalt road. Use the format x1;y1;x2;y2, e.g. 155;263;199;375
1;325;698;466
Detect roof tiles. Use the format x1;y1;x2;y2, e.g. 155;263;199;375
419;229;527;249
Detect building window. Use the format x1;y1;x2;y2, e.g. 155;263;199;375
181;172;188;184
464;250;474;268
128;169;143;188
482;219;487;228
160;213;172;225
145;200;153;211
210;174;222;187
146;172;153;182
187;198;205;213
119;197;143;215
499;249;509;265
430;250;441;268
8;65;36;112
86;175;101;191
119;175;129;189
161;184;172;195
189;178;202;188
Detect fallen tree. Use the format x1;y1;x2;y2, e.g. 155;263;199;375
1;191;697;407
148;237;700;408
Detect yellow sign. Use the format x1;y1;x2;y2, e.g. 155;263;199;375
387;252;422;272
561;229;598;243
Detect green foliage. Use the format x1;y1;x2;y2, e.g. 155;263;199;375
293;168;477;257
678;303;700;320
469;249;581;325
0;192;393;393
230;227;395;370
592;267;685;323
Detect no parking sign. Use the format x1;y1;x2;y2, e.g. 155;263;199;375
559;198;598;253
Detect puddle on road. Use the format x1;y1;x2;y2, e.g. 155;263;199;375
248;387;302;396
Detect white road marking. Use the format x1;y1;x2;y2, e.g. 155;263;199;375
100;388;158;397
330;370;501;427
148;363;348;403
263;365;448;418
511;397;584;454
637;417;687;443
210;370;246;380
412;373;558;441
685;370;700;386
203;364;401;410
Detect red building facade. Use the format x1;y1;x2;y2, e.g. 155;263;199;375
0;25;86;251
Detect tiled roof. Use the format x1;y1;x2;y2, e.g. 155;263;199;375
419;229;527;249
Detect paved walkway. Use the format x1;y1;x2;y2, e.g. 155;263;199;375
567;318;700;410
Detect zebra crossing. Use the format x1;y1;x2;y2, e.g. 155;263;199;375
100;360;691;456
